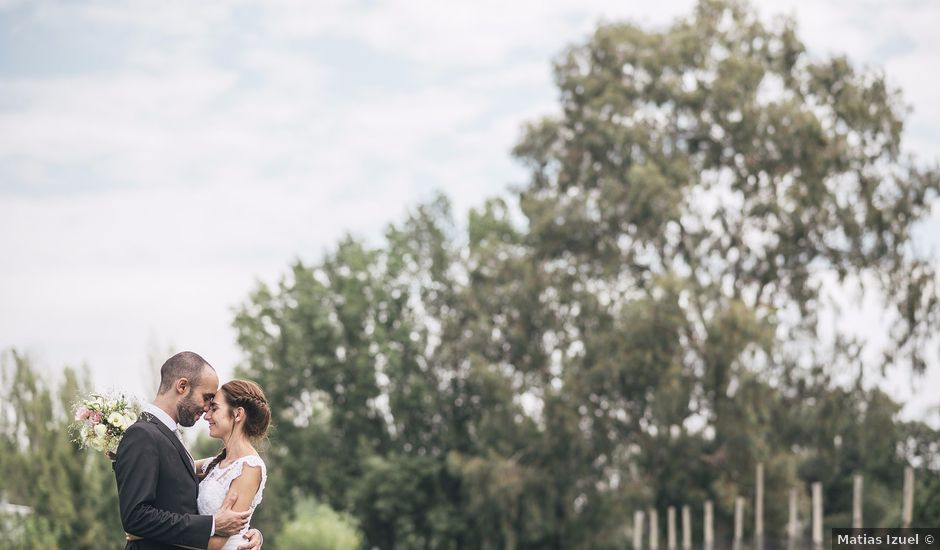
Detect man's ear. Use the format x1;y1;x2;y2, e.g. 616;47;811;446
175;377;190;395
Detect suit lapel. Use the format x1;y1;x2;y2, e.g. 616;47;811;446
141;412;198;483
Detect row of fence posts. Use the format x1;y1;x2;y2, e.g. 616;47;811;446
632;464;916;549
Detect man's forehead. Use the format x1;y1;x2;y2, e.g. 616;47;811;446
201;369;220;389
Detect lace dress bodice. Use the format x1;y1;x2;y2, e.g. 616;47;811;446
197;454;267;550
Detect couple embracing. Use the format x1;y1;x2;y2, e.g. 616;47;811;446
114;351;269;550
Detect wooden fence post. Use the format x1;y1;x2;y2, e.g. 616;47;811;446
704;500;714;550
853;474;863;529
756;463;764;540
682;505;691;550
667;506;677;549
650;508;659;550
812;482;823;547
903;466;914;528
788;487;799;541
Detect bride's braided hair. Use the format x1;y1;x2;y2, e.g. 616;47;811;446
199;379;270;480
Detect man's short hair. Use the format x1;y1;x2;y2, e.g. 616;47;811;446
158;351;213;395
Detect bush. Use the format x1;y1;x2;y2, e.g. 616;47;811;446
276;498;363;550
0;514;60;550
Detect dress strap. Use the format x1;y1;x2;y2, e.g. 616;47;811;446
236;454;265;471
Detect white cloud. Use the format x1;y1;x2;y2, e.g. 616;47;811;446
1;0;939;422
262;0;699;67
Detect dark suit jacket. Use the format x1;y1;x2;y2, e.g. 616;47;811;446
114;412;213;550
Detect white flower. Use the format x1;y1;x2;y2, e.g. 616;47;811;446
94;423;108;438
123;413;137;429
108;412;124;427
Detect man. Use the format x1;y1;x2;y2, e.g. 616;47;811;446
114;351;263;550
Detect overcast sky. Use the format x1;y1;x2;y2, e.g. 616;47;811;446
2;0;939;424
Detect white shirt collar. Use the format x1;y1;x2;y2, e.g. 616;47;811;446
143;402;179;433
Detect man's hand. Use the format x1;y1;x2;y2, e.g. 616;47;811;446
236;528;263;550
213;492;251;537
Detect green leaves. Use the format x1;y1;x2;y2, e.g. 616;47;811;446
277;498;363;550
228;1;940;546
0;352;122;550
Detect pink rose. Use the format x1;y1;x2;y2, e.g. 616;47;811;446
75;406;90;421
90;411;103;424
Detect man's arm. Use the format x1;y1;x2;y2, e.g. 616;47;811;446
114;425;214;549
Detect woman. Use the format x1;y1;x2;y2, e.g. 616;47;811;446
194;380;270;550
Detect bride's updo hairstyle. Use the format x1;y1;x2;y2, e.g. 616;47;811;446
200;379;271;480
219;379;271;440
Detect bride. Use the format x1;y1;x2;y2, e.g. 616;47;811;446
194;380;269;550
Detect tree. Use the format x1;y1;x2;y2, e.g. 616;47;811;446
233;0;940;546
512;0;940;536
0;350;122;549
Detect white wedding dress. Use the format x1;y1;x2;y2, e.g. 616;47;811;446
197;455;267;550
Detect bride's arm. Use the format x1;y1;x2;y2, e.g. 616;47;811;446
206;465;263;550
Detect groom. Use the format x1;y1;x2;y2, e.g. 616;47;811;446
114;351;263;550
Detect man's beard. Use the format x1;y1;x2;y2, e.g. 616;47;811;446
176;394;202;427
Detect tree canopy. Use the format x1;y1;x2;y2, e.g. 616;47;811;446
231;2;940;547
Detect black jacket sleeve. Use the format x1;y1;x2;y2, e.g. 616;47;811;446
114;424;213;549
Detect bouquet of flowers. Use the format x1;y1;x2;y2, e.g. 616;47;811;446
71;392;141;458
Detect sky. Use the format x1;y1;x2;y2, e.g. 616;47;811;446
2;0;939;425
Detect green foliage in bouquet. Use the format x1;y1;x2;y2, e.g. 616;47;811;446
70;391;141;457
